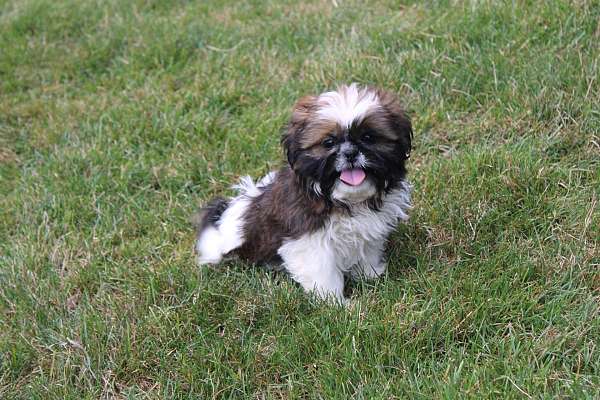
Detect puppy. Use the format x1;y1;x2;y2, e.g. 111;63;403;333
194;83;412;302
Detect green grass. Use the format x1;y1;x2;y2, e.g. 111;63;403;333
1;0;599;398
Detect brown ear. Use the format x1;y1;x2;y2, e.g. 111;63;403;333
281;95;318;167
376;89;413;160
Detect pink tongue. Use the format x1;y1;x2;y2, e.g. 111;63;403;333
340;168;366;186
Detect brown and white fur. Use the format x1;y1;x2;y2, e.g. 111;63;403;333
194;84;413;303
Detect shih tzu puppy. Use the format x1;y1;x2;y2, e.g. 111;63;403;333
194;83;412;302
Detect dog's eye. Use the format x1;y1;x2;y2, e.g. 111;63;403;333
362;131;376;144
322;136;337;149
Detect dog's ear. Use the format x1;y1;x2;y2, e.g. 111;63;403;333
281;95;318;167
376;89;413;161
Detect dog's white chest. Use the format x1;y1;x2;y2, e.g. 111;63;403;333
280;184;412;271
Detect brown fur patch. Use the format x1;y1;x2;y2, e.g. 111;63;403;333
287;96;337;149
298;120;340;149
232;167;330;263
374;88;413;157
359;113;401;141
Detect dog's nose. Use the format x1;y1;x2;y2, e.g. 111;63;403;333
343;147;359;161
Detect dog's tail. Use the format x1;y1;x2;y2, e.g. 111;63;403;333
192;197;231;264
191;197;230;232
192;173;275;266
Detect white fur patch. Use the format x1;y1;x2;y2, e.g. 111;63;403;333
278;181;412;301
331;178;377;204
316;83;380;129
276;231;345;302
195;172;275;265
195;225;224;264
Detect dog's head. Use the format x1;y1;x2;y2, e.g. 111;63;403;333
282;84;412;206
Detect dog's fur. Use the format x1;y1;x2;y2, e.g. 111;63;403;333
194;83;413;302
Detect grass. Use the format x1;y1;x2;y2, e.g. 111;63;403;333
1;0;598;398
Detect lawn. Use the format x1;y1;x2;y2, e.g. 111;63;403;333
1;0;599;398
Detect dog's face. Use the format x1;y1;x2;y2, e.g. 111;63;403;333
282;84;412;206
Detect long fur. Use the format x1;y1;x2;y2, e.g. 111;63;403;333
193;83;413;302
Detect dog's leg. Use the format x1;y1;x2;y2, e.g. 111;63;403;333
278;237;345;303
353;242;386;280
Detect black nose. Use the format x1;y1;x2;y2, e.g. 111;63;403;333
343;147;359;161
